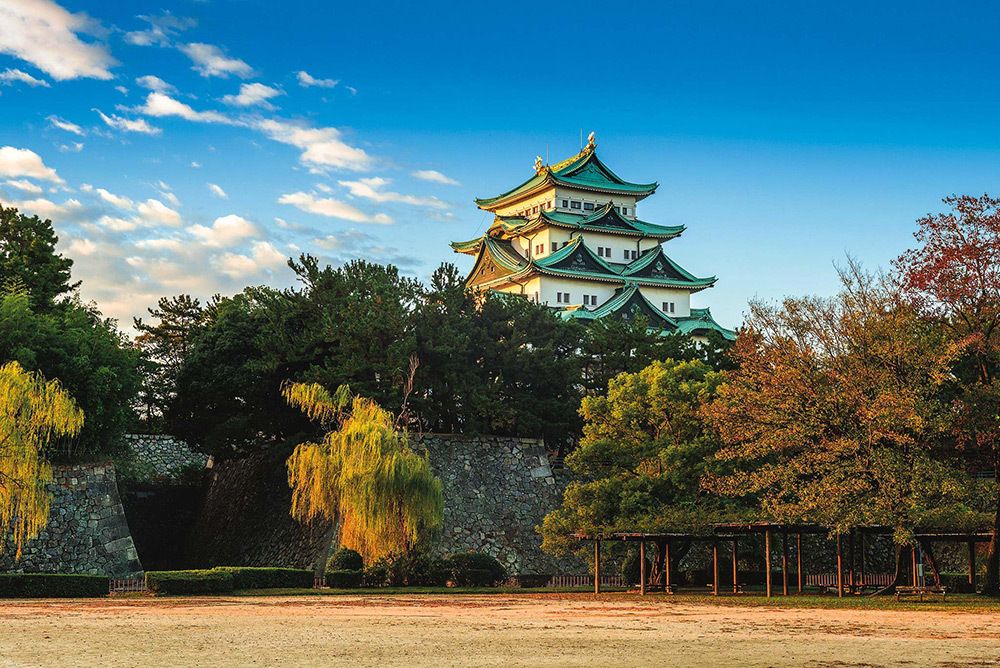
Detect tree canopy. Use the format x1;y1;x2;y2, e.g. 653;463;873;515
0;204;77;308
0;360;83;557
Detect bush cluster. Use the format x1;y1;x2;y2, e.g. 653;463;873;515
0;574;108;598
327;547;364;572
212;567;314;590
325;570;364;588
145;570;234;595
357;551;507;588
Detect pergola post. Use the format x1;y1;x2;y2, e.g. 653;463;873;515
782;530;789;596
664;541;671;590
594;540;601;595
639;540;647;596
969;539;977;592
796;533;803;593
836;534;843;598
911;546;918;587
859;533;866;589
712;542;720;596
765;529;773;598
848;530;855;592
732;538;739;594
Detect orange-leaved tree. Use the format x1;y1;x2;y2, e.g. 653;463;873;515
896;194;1000;595
705;262;985;578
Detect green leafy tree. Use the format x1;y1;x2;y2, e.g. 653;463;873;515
0;360;84;557
541;358;732;555
0;289;140;456
0;204;77;308
134;295;206;422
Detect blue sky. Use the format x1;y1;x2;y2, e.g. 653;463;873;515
2;1;1000;329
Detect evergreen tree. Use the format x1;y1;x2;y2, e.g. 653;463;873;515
134;295;206;422
0;204;77;308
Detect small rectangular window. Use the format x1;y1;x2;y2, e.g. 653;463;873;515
532;206;538;214
622;207;628;216
583;202;595;211
534;291;539;302
583;295;590;306
561;199;568;207
597;247;604;257
551;242;557;252
662;302;676;314
570;201;581;209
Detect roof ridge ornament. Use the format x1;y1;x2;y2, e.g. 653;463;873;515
586;131;596;151
534;155;545;173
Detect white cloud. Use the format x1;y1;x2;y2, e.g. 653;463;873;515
297;71;337;88
58;141;83;153
214;241;287;278
12;197;81;218
190;161;201;168
0;0;116;80
124;12;195;47
0;67;49;87
46;115;84;135
134;237;185;253
135;198;181;226
278;191;392;224
189;214;258;247
207;183;228;199
93;187;133;210
94;109;161;135
254;118;373;172
221;82;283;109
115;85;128;95
0;146;62;182
339;177;448;209
135;74;177;95
179;42;252;78
4;178;42;193
412;169;460;186
67;237;96;256
97;215;136;232
136;92;235;124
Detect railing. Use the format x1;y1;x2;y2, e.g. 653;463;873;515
805;572;893;587
505;574;625;588
110;577;146;594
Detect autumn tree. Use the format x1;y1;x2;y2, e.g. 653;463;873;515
705;262;984;560
896;193;1000;594
0;361;83;557
283;382;443;564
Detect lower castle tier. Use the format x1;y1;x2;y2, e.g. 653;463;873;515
451;135;734;341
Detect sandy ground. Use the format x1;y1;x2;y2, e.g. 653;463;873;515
0;594;998;667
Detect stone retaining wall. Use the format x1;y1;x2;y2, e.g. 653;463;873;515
124;433;208;481
0;463;142;576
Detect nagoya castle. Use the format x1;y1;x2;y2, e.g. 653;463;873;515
451;133;734;341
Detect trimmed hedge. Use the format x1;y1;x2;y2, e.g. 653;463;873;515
328;547;364;572
449;552;507;587
145;570;234;595
212;567;314;590
0;574;108;598
325;569;363;588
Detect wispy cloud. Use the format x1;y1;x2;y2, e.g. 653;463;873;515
412;169;460;186
0;146;63;182
339;177;449;209
135;74;177;95
179;42;253;78
47;115;84;135
135;92;236;124
94;109;161;135
278;191;392;224
0;68;49;87
254;118;374;172
124;12;196;47
207;183;228;198
221;82;283;109
297;71;337;88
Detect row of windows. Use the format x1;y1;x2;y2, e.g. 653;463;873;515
555;292;572;304
582;294;599;306
529;240;640;260
514;200;632;217
662;302;676;314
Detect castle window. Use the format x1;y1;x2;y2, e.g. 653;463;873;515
570;201;581;209
597;247;604;257
583;202;595;211
534;291;539;302
533;206;538;214
551;242;558;252
662;302;676;314
622;207;629;215
561;199;568;208
624;249;638;260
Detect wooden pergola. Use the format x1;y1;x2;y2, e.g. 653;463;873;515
576;524;990;597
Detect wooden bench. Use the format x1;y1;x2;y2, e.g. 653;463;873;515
895;585;947;602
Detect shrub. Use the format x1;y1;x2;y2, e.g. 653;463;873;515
145;570;234;595
515;574;551;588
0;574;108;598
327;547;364;572
211;567;314;590
362;552;451;587
449;552;507;587
619;549;651;586
325;569;363;588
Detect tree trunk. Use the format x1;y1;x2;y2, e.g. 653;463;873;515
984;464;1000;596
919;538;942;587
872;544;902;597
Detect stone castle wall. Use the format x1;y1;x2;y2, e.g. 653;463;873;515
0;463;142;576
124;433;209;481
416;434;581;575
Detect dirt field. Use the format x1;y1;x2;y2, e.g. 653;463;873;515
0;593;998;667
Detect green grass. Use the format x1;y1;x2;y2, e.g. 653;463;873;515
227;586;1000;611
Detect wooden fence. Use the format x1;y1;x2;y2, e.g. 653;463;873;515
110;577;146;594
805;572;893;587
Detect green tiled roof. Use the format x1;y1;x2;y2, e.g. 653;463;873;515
673;307;736;341
487;204;684;239
450;237;484;254
621;244;716;287
474;148;658;209
563;287;735;340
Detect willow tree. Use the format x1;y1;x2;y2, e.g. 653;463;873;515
0;361;84;557
283;382;443;563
